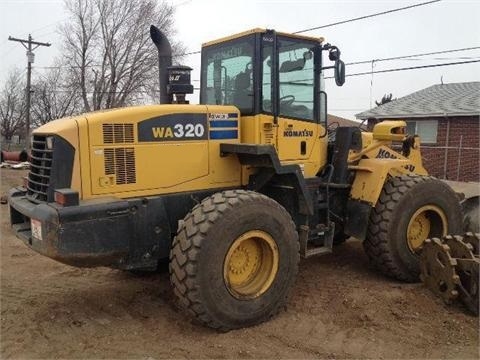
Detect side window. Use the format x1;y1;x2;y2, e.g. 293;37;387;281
202;40;254;114
406;121;416;136
278;39;314;121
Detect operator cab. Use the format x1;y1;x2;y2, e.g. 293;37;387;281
199;28;345;122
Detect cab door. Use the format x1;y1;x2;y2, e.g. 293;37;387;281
267;36;326;174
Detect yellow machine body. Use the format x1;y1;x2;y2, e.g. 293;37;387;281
36;99;331;201
36;108;424;207
347;120;427;204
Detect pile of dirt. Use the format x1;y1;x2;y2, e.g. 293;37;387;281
1;169;478;359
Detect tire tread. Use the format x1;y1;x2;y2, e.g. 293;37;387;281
169;190;299;330
364;174;446;282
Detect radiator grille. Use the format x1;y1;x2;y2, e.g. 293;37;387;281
103;124;134;144
104;147;136;185
104;149;115;175
27;135;52;201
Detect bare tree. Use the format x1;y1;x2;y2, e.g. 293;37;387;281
61;0;185;111
0;69;26;141
31;65;81;127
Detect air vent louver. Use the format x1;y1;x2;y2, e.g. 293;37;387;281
103;147;136;185
103;124;134;144
104;148;115;175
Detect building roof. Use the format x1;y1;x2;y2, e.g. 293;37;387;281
356;81;480;120
327;114;364;128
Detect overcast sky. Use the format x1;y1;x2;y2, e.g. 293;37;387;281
1;0;479;120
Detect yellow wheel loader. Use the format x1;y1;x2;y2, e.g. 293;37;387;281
8;26;471;329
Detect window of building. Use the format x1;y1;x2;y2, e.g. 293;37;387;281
406;120;438;144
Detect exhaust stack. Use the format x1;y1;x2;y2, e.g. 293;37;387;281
150;25;172;104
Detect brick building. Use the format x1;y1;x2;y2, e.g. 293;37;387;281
356;82;480;182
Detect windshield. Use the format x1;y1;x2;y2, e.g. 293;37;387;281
200;36;255;114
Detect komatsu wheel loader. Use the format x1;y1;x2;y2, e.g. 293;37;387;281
8;26;471;329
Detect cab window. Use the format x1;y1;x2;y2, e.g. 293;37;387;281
263;38;315;121
200;37;254;114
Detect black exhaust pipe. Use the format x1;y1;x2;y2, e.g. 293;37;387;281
150;25;172;104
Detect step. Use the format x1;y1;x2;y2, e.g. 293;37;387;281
304;246;332;257
299;223;335;259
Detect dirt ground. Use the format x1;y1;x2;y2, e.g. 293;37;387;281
1;168;479;359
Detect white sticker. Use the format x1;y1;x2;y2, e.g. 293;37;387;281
209;113;229;120
31;219;42;241
94;149;104;155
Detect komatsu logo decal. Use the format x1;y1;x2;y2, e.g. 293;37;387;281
138;113;208;142
376;148;398;159
377;148;416;172
283;129;313;137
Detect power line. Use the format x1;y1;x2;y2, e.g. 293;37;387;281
16;1;444;63
33;46;480;72
185;54;480;83
178;50;201;57
43;59;479;94
176;2;444;58
325;59;480;79
29;20;62;35
293;0;442;34
34;29;59;40
346;46;480;66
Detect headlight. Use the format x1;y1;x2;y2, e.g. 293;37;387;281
46;136;54;150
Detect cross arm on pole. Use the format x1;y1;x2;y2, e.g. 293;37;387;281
8;36;51;47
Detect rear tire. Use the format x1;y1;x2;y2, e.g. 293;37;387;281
169;190;299;330
364;175;463;282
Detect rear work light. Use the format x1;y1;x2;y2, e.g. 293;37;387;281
54;189;79;207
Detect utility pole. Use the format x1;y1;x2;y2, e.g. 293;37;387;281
8;34;51;150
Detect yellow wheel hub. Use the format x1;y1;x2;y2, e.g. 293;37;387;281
407;205;447;252
224;230;279;299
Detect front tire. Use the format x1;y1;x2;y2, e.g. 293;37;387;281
169;190;299;330
364;175;463;282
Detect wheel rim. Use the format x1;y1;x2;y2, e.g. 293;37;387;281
223;230;279;299
407;205;448;252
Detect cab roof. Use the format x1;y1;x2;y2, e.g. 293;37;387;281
202;28;325;47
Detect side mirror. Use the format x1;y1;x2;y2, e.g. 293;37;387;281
334;60;345;86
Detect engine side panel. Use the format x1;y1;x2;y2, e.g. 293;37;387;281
83;104;241;199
